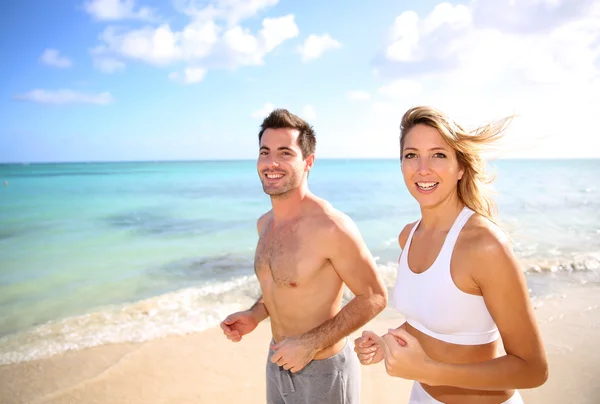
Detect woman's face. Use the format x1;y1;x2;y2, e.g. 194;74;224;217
401;124;464;208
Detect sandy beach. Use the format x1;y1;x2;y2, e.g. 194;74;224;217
1;281;599;404
0;317;412;404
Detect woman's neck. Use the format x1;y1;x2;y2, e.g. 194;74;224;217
419;195;465;232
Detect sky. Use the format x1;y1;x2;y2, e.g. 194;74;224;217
1;0;600;163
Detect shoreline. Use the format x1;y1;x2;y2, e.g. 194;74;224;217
2;262;598;366
1;283;600;403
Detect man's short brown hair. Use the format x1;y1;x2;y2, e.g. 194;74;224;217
258;109;316;159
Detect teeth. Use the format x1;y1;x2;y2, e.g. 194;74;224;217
266;174;283;179
417;182;438;190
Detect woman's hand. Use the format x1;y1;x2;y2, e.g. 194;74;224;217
363;327;435;383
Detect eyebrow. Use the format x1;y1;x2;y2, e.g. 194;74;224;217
403;147;449;152
259;146;295;152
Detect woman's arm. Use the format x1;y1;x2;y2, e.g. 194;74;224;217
378;224;548;390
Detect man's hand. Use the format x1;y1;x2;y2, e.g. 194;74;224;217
269;337;317;373
354;330;385;365
362;327;432;382
220;310;259;342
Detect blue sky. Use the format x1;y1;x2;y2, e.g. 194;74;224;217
1;0;599;163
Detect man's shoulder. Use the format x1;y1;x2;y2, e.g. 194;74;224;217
306;202;359;239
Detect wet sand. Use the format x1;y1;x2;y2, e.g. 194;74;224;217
1;283;599;404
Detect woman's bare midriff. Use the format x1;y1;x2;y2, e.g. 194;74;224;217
406;323;515;404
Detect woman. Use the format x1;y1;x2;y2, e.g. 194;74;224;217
355;106;548;403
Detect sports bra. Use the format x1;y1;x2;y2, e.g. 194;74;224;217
393;206;500;345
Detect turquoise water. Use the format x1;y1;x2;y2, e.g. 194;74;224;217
1;159;599;363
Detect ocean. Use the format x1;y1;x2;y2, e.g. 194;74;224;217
1;159;599;364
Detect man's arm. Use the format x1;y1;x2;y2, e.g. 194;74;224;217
252;212;271;323
354;222;415;365
300;214;388;351
249;295;269;322
220;213;271;341
220;296;269;342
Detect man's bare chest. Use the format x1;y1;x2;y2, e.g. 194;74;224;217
254;224;323;287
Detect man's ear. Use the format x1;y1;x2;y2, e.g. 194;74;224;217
305;154;315;171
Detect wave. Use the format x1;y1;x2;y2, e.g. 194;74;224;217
521;256;600;273
0;276;260;365
1;257;597;366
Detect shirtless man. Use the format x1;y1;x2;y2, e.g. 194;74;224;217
220;109;388;404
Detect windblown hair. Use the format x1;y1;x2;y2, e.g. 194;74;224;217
259;109;316;159
400;106;512;222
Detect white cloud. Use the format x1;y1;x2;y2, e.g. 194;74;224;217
383;4;471;65
183;67;207;83
14;90;113;105
346;91;371;101
39;49;72;68
84;0;156;21
297;34;341;62
96;25;184;66
222;26;261;63
301;105;317;121
251;102;275;119
471;0;592;34
385;11;420;62
88;2;299;76
352;87;600;160
180;21;221;60
169;67;207;84
93;57;126;73
92;14;298;71
217;15;299;67
376;1;600;87
352;1;600;159
423;2;471;33
178;0;279;26
378;79;423;99
260;15;299;52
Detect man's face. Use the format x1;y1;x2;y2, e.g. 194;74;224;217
257;128;312;197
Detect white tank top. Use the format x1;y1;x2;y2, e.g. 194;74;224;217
393;207;500;345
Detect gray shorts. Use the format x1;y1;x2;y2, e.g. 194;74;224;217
266;339;361;404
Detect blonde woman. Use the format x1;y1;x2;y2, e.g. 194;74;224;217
355;106;548;403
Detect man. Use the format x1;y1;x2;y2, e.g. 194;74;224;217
220;109;387;404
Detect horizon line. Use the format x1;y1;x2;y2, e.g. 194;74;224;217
1;156;599;165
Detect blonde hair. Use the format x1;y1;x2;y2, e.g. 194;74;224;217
400;106;512;223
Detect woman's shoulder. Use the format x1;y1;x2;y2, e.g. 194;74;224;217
458;214;530;306
459;213;512;260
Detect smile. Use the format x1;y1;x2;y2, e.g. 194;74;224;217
265;173;284;179
416;182;439;191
